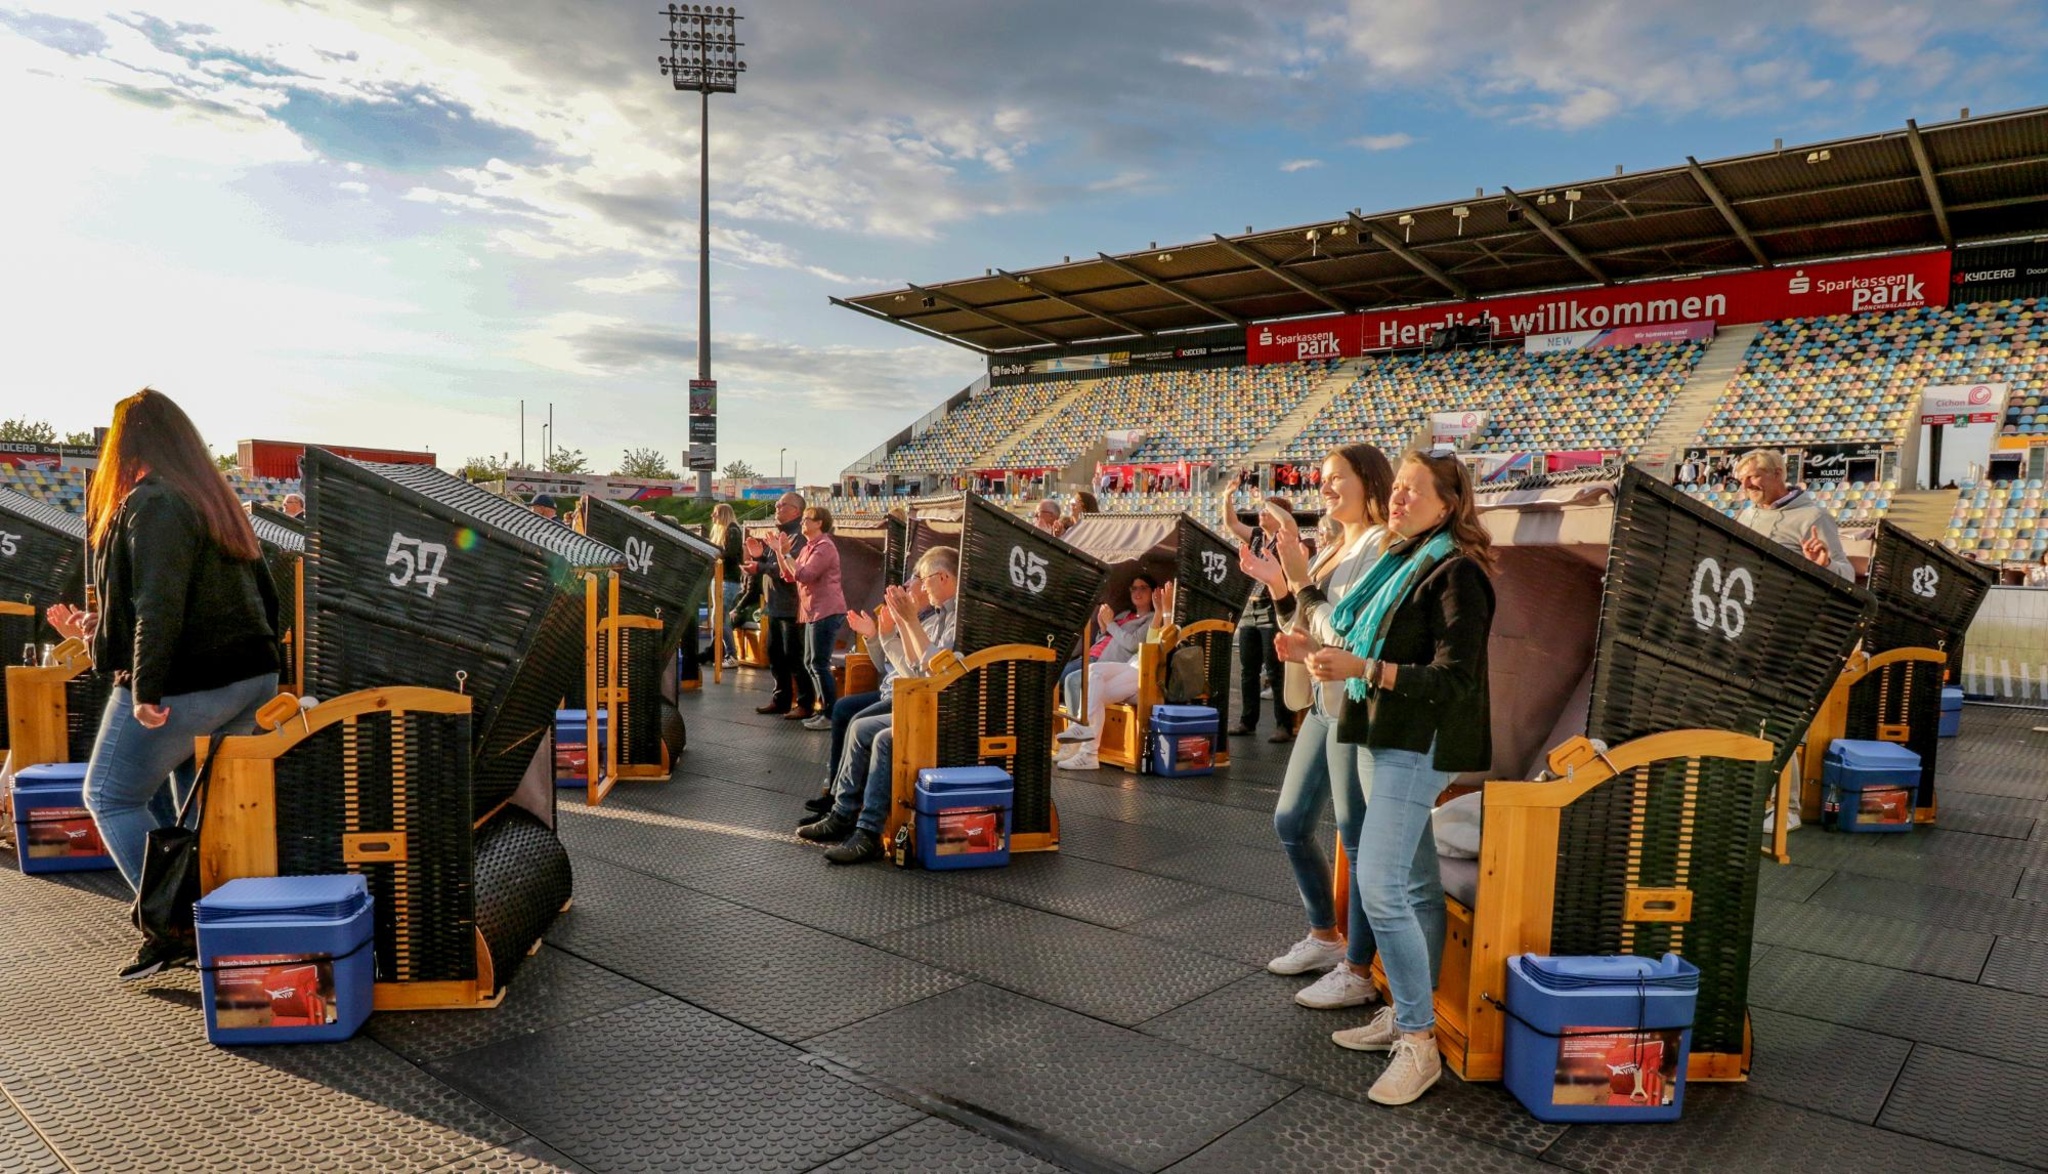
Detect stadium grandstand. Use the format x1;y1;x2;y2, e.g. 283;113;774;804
838;104;2048;577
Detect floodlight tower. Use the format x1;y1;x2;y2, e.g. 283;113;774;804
658;4;746;500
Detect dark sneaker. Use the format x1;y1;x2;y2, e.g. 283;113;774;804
755;702;790;715
824;829;884;865
801;790;835;818
119;939;192;982
798;814;855;843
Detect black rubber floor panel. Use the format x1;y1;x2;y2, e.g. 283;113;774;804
428;998;925;1173
1782;830;2028;896
1748;948;2048;1067
1048;812;1188;870
1754;861;1832;903
1137;972;1567;1157
1877;1044;2048;1169
1137;840;1304;905
1542;1084;2033;1174
1163;1087;1550;1173
1752;897;1997;981
656;836;1005;942
930;852;1215;929
435;1136;597;1172
1806;871;2048;943
804;983;1294;1173
1745;1008;1914;1124
873;904;1250;1027
1122;890;1307;969
1979;937;2048;996
364;945;662;1064
810;1118;1068;1173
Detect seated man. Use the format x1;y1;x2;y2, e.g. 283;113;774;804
1732;449;1853;580
797;577;936;820
798;547;961;864
1055;579;1174;771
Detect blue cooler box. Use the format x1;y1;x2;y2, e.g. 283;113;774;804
914;766;1012;870
195;875;374;1046
11;763;113;875
554;708;608;787
1939;687;1963;738
1504;953;1699;1123
1150;704;1219;777
1822;739;1920;833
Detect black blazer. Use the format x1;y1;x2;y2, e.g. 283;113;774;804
1297;551;1495;772
90;478;281;705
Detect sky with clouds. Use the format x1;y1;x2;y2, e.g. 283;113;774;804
3;0;2043;484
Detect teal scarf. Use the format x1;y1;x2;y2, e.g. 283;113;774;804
1327;528;1455;702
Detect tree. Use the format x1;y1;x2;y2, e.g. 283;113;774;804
214;451;237;473
461;453;510;482
61;430;96;447
720;459;758;479
0;418;57;445
543;446;589;475
615;447;675;479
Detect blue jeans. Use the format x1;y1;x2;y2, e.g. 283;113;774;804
805;614;845;711
82;673;279;891
852;727;895;835
826;691;886;783
1353;745;1448;1034
830;711;893;826
1273;709;1371;964
719;581;742;659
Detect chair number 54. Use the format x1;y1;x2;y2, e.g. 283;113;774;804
1690;557;1753;641
1008;546;1048;594
386;533;451;598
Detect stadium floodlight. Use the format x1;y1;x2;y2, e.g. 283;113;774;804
658;3;747;500
1452;205;1470;236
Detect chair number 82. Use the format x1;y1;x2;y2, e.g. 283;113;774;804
1689;557;1753;641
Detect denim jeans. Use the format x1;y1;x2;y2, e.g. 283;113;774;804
1272;709;1372;964
830;710;893;825
853;727;896;835
718;581;742;660
826;691;886;784
82;673;279;891
805;613;845;712
1353;745;1448;1034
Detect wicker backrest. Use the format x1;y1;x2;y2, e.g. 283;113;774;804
583;497;718;658
272;707;477;984
1550;751;1771;1056
1590;468;1868;776
831;513;902;612
301;451;622;820
250;507;305;691
1173;515;1247;708
0;488;85;612
1849;521;1995;803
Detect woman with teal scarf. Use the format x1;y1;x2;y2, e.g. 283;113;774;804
1287;450;1496;1107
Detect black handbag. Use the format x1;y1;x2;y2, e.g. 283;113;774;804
130;732;229;955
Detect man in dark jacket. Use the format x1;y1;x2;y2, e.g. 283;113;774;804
752;492;811;716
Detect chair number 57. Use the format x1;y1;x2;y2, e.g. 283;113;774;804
1008;546;1048;594
386;533;451;598
1690;557;1753;641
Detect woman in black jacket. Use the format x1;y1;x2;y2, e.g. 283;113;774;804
1287;449;1495;1108
50;389;281;979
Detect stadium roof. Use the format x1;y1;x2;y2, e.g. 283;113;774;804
835;105;2048;354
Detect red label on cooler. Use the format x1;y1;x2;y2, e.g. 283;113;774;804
26;807;103;858
212;954;339;1029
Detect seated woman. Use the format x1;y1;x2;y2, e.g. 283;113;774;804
1055;576;1173;771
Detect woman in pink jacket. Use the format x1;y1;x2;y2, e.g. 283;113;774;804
769;505;848;726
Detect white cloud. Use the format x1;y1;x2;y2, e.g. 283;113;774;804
574;268;677;294
1349;132;1415;151
1279;158;1323;172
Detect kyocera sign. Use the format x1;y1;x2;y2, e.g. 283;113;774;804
1246;250;1952;364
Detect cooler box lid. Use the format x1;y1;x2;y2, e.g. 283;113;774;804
1518;952;1700;991
1150;704;1217;723
1824;739;1922;772
197;875;371;924
916;766;1013;794
15;762;89;785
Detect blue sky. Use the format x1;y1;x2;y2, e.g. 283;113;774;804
3;1;2043;484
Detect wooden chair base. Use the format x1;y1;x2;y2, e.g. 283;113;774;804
734;627;768;669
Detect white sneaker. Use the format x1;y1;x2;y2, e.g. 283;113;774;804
1267;934;1346;976
1058;748;1099;771
1367;1032;1442;1106
1294;964;1377;1009
801;715;832;731
721;657;739;670
1331;1005;1399;1052
1055;724;1093;744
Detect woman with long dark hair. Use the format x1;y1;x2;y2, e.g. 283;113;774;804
1238;445;1394;1011
1293;450;1495;1106
50;389;282;979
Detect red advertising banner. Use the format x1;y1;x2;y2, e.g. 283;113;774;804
1247;251;1952;364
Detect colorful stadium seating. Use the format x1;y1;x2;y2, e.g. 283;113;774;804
874;379;1071;474
1682;481;1895;527
1945;479;2048;564
1285;340;1706;461
0;466;300;515
1004;361;1336;469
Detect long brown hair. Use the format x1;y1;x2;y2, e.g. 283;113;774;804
1331;443;1393;527
1400;450;1494;574
87;388;261;561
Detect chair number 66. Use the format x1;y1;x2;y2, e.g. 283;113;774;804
1689;557;1753;641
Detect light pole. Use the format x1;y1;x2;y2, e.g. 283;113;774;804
659;3;745;502
778;447;786;480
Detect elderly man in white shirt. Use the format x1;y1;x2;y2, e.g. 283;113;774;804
1732;449;1854;580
